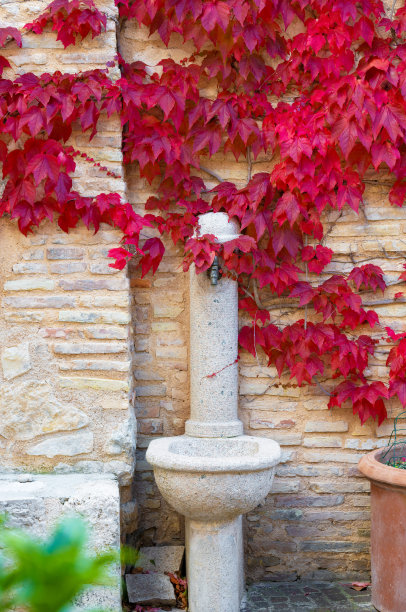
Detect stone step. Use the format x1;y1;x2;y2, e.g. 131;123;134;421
138;545;185;575
126;573;176;607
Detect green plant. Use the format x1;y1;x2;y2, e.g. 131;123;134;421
0;515;116;612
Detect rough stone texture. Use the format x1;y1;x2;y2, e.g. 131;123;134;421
1;342;31;380
26;431;94;457
139;545;185;574
0;474;122;611
0;380;89;441
241;581;373;611
0;0;136;550
126;573;176;606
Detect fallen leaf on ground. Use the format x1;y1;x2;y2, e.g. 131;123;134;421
350;582;371;591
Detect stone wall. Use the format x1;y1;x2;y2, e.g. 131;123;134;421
122;16;405;583
1;0;404;584
0;0;137;538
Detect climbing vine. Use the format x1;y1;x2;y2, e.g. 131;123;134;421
1;0;406;424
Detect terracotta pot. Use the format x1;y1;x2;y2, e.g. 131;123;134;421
358;445;406;612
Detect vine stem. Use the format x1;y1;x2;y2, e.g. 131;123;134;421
247;146;252;183
304;236;308;330
200;165;225;183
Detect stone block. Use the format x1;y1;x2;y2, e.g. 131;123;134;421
26;431;94;457
59;360;130;372
86;327;127;339
310;481;370;493
139;545;185;574
303;436;342;448
54;342;127;354
153;303;184;318
136;385;166;397
4;296;76;308
4;278;55;291
304;420;349;433
1;343;31;380
50;262;87;274
0;380;89;441
47;247;85;259
0;474;121;611
126;573;176;606
58;279;128;291
59;310;130;325
304;451;363;463
300;540;369;553
275;494;344;508
58;377;129;391
13;262;47;274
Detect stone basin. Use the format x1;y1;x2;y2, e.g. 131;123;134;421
146;435;281;522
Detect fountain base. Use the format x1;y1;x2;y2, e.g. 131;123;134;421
146;435;280;612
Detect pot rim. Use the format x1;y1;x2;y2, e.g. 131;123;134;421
358;445;406;487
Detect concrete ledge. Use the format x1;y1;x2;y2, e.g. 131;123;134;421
0;473;122;611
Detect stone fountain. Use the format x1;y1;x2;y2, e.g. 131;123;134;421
146;213;281;612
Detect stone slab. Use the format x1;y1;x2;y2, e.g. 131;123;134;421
139;545;185;574
126;573;176;606
0;474;122;611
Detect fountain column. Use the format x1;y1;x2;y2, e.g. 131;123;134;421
186;212;243;438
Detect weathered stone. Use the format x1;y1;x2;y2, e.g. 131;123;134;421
4;296;76;308
59;311;130;325
59;278;128;291
271;479;301;493
139;546;185;574
105;418;135;456
138;419;163;434
275;495;344;508
47;247;85;259
121;500;138;533
300;540;369;552
0;380;89;441
310;481;370;493
105;460;133;485
0;474;121;611
305;420;349;433
26;431;94;458
59;360;130;372
4;278;55;291
126;573;176;606
54;342;127;354
50;262;87;274
304;451;363;463
58;377;128;392
303;436;342;448
1;343;31;380
13;262;47;274
136;385;166;397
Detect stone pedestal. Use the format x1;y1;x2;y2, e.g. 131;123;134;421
186;516;244;612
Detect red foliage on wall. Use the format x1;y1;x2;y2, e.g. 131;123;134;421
1;0;406;423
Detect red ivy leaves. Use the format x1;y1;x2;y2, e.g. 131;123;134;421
25;0;106;48
329;381;388;425
2;0;406;423
0;27;22;48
